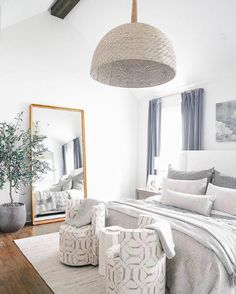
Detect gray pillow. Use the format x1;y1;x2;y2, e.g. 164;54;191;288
213;171;236;189
60;178;72;191
168;165;215;184
66;199;100;228
72;172;84;190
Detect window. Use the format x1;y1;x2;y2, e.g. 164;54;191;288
65;141;74;174
160;94;182;170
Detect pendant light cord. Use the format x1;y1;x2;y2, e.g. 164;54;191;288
131;0;137;23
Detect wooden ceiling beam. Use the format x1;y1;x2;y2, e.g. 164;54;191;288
51;0;81;19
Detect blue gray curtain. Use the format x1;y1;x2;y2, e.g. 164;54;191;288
146;98;162;180
62;144;67;175
73;137;82;169
181;88;204;150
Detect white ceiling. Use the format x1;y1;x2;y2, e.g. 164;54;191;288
0;0;55;29
1;0;236;98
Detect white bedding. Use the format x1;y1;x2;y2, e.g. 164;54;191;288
107;197;236;294
34;189;83;215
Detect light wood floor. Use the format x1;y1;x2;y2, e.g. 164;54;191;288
0;222;61;294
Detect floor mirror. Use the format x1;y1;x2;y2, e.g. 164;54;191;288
29;104;87;225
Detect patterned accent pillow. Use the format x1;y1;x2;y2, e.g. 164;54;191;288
212;171;236;189
168;165;215;183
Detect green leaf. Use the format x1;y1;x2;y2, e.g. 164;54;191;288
0;112;51;202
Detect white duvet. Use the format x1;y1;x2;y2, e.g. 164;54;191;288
107;197;236;294
34;189;83;215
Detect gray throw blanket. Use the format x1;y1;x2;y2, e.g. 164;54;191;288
108;200;236;287
146;219;175;259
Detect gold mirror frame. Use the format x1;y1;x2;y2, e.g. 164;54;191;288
29;104;87;225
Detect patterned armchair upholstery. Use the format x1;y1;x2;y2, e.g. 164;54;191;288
105;215;166;294
59;199;105;266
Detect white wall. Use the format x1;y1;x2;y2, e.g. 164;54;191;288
136;98;149;189
0;12;138;221
203;78;236;150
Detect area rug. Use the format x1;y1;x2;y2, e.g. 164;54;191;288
14;232;105;294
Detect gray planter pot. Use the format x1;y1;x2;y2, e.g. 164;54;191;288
0;203;26;233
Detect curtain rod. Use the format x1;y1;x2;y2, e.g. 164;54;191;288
63;137;80;147
160;87;203;99
144;84;202;101
160;91;183;99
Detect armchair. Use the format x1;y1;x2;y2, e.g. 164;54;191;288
105;226;166;294
59;199;105;266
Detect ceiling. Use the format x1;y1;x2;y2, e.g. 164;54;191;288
0;0;55;29
1;0;236;98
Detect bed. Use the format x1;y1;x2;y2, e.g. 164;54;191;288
34;189;83;218
107;151;236;294
34;170;84;220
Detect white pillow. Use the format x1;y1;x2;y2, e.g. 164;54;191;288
145;195;162;203
206;183;236;215
162;177;208;195
60;174;69;181
162;189;215;216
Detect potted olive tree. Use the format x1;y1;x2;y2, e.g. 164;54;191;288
0;113;50;233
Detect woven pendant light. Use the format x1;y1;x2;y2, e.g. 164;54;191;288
90;0;176;88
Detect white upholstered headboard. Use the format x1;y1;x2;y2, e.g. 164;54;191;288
177;151;236;178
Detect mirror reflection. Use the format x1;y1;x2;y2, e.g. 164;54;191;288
30;105;87;225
